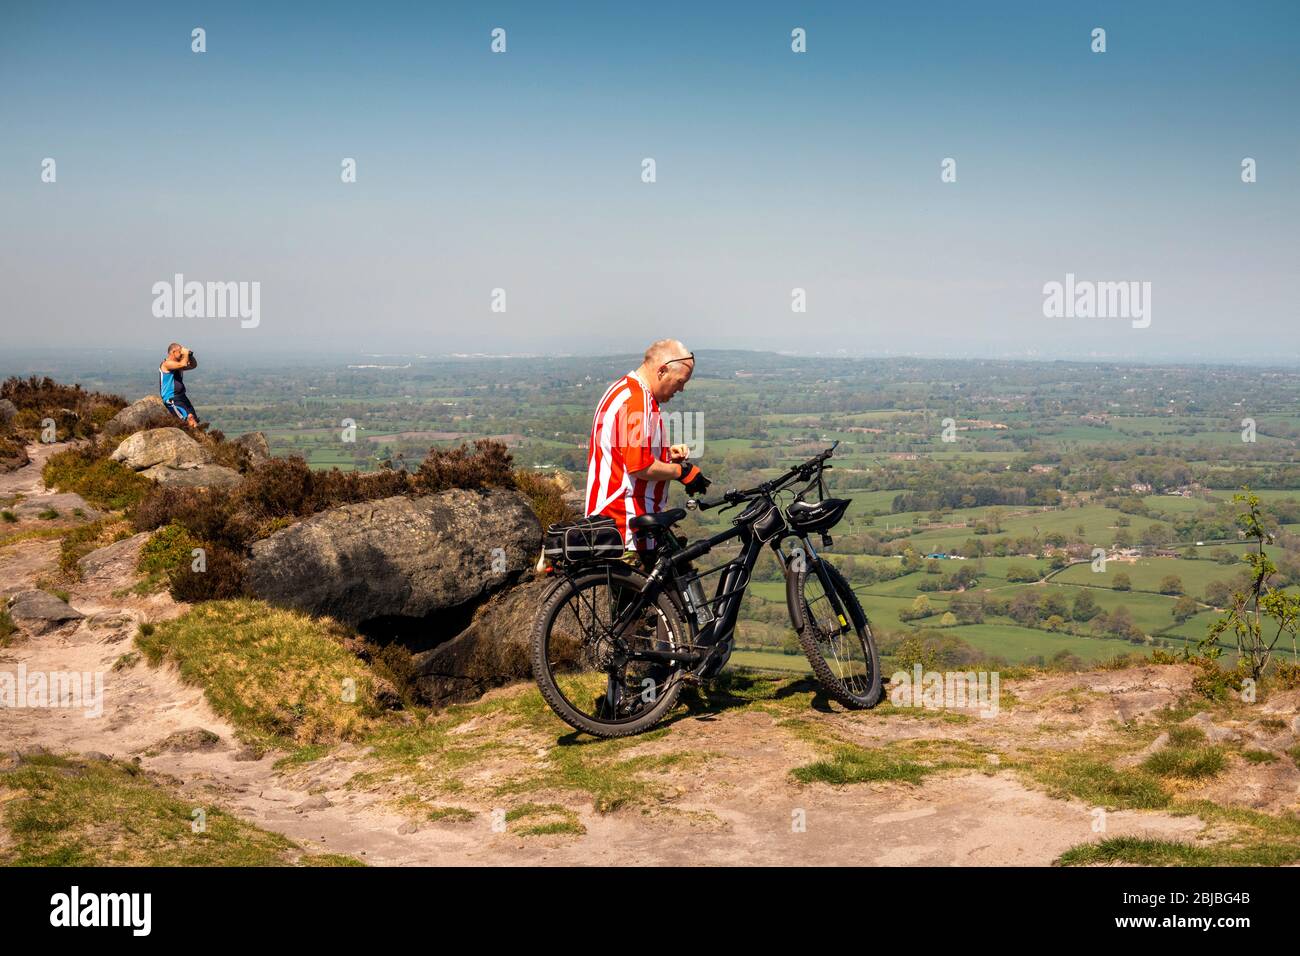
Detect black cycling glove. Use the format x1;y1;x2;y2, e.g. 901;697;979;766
677;463;711;496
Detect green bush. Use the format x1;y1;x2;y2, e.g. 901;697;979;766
43;445;150;510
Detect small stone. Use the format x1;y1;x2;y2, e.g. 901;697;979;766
295;795;333;813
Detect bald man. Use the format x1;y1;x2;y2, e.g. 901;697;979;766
585;339;711;550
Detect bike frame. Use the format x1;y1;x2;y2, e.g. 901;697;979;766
587;462;853;676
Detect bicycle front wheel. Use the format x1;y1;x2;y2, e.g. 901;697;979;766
531;563;689;738
788;558;883;709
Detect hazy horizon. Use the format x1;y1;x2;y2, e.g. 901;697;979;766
3;1;1297;361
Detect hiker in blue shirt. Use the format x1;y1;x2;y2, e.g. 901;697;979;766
159;342;200;428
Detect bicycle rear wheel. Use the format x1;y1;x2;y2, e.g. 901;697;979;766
531;563;689;738
788;558;883;709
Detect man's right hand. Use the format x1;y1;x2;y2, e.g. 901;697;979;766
677;463;711;495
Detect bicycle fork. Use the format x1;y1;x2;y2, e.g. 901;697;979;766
784;535;852;635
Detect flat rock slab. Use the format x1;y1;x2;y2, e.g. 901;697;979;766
11;492;101;522
8;589;85;631
140;462;242;489
77;531;151;584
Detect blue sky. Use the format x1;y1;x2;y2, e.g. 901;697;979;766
2;1;1297;361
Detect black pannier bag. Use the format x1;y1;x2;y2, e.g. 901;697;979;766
544;515;625;565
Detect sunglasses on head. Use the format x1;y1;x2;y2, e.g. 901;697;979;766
661;353;694;368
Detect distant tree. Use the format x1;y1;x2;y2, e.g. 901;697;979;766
1203;580;1232;607
1211;548;1236;565
1141;524;1174;548
1041;592;1071;620
1112;571;1132;591
925;558;942;574
900;594;934;621
1106;606;1140;640
1008;590;1041;626
1044;614;1066;632
940;611;958;627
1005;563;1038;583
1072;590;1101;622
1172;594;1198;624
1158;575;1184;595
1113;529;1132;548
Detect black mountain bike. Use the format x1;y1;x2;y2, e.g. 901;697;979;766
531;442;883;738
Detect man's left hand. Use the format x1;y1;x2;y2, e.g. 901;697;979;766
669;444;691;462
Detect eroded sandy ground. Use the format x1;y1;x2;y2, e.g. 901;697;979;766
2;444;1295;865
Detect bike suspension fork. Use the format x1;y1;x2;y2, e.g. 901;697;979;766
790;535;852;634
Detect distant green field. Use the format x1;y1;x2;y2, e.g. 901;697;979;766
1052;557;1238;598
727;649;812;674
932;623;1148;664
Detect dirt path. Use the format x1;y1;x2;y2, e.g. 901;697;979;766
0;444;1256;865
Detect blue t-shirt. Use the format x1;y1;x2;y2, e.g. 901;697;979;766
159;363;187;402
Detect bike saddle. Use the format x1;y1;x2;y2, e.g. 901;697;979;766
628;508;687;532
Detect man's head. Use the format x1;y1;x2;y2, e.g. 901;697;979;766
167;342;184;361
637;339;694;403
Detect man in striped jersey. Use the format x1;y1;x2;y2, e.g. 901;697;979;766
585;339;711;551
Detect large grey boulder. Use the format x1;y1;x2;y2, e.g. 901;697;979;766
412;577;558;706
0;398;17;432
111;427;209;471
102;395;171;437
245;489;542;627
8;590;85;633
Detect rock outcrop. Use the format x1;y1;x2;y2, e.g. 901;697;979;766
7;590;85;633
103;395;171;437
233;431;271;467
140;462;242;490
76;532;152;586
111;427;208;471
411;576;557;705
108;427;241;490
245;489;542;628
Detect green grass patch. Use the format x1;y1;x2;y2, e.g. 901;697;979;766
1142;745;1228;780
505;802;586;837
135;599;389;748
0;753;361;866
42;447;150;511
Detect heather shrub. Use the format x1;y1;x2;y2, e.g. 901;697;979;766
43;443;151;510
1;375;125;441
167;543;246;602
513;469;577;528
413;440;514;494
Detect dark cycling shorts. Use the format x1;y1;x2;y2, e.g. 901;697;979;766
164;396;198;422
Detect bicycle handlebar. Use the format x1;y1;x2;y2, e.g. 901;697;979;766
688;442;838;511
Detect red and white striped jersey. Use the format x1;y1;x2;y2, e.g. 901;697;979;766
585;371;669;547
